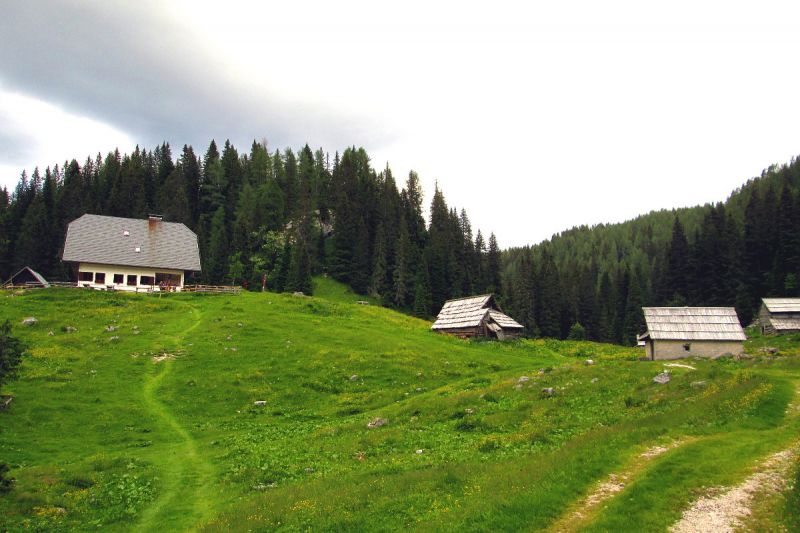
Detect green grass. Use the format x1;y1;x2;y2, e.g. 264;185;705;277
0;282;798;531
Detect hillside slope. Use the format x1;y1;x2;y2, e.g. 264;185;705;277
0;285;799;531
502;156;800;342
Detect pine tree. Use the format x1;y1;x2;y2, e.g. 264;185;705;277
205;206;228;283
659;216;690;305
181;145;202;228
393;214;411;308
536;249;561;338
413;257;433;317
487;233;502;295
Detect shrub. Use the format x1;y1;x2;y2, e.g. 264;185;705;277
567;322;587;341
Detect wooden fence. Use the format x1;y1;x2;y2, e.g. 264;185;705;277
2;282;242;295
182;284;242;295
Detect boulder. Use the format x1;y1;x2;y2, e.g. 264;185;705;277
585;359;595;365
21;317;38;326
415;449;424;454
541;387;555;397
64;326;78;333
253;400;267;407
367;417;387;429
653;372;671;384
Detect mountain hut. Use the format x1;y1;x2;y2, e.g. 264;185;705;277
758;298;800;334
637;307;746;360
432;294;524;340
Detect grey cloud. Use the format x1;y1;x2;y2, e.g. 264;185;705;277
0;0;391;159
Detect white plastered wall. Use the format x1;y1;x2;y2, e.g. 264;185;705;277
77;262;184;292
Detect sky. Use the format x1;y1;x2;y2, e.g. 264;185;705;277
2;1;800;247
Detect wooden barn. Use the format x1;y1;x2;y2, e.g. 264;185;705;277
61;214;201;292
431;294;524;340
758;298;800;334
637;307;746;360
3;266;50;288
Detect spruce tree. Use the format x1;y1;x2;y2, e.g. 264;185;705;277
205;206;228;283
413;257;433;317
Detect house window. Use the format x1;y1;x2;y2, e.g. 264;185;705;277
140;276;155;285
113;274;124;284
94;272;106;284
683;343;691;352
127;275;137;286
78;271;93;282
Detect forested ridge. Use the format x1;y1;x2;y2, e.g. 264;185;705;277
0;140;502;316
501;157;800;344
2;141;799;343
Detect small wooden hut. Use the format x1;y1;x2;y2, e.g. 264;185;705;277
432;294;524;340
758;298;800;334
3;266;49;288
638;307;746;360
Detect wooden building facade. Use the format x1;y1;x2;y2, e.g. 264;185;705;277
432;294;524;340
638;307;746;360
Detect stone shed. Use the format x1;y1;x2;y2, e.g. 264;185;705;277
637;307;746;360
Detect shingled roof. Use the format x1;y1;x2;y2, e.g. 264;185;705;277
62;214;201;271
639;307;746;341
431;294;523;331
762;298;800;314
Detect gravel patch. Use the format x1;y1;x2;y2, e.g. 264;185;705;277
670;447;797;533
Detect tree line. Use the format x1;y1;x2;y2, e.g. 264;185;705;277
501;157;800;344
0;140;502;316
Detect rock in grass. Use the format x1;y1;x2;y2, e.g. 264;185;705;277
591;377;599;383
105;325;117;332
63;326;78;333
541;387;555;397
253;400;267;407
690;380;707;388
518;376;530;384
21;317;38;326
48;330;54;336
367;417;387;429
585;359;595;365
109;336;120;343
415;449;424;454
349;374;359;381
653;372;671;384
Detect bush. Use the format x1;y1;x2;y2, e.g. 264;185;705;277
567;322;587;341
0;319;25;388
0;463;13;493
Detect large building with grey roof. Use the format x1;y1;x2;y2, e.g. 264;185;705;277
637;307;746;360
431;294;524;340
758;298;800;334
61;214;201;292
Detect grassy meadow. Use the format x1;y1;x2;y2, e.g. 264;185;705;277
1;280;799;531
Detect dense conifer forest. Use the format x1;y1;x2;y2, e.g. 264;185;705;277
2;141;799;343
0;141;502;317
501;158;800;344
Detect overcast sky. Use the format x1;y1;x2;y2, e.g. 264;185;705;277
2;1;800;247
